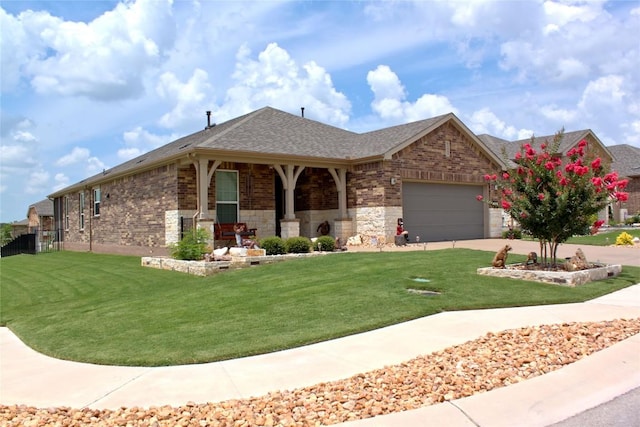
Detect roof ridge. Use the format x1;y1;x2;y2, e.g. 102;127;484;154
198;107;271;146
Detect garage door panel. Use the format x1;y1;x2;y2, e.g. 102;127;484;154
403;182;483;242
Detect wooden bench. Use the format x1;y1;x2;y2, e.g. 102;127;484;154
214;223;257;245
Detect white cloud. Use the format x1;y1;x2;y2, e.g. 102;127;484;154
55;146;106;176
118;126;172;160
25;169;50;194
56;147;90;167
3;0;176;100
468;108;532;140
156;69;212;129
539;104;578;123
53;173;70;191
0;145;39;169
579;75;626;109
543;1;601;27
367;65;457;124
221;43;350;126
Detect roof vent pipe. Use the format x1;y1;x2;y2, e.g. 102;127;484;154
205;111;215;129
301;107;305;118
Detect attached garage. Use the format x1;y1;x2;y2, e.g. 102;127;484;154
402;182;484;242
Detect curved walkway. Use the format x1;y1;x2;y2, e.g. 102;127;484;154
1;239;639;426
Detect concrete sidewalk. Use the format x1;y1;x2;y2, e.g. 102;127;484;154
1;239;639;426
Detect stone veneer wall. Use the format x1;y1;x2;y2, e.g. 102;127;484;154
165;210;198;245
238;209;276;239
296;209;340;238
489;208;504;238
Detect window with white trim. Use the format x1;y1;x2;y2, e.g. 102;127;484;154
64;196;70;230
79;192;85;230
215;170;238;223
93;187;101;217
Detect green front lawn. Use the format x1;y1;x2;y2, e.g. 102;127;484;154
566;229;640;246
1;250;638;366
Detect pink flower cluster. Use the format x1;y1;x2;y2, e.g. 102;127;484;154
478;138;629;207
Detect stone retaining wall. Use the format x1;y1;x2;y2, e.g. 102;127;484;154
141;252;329;277
476;263;622;287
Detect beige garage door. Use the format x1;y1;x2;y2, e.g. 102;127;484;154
402;182;484;242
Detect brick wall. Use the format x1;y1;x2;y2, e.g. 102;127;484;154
62;164;178;253
623;177;640;216
295;168;339;211
347;122;502;209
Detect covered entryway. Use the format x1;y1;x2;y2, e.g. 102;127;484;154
402;182;484;242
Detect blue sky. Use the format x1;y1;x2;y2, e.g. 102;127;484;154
1;0;639;223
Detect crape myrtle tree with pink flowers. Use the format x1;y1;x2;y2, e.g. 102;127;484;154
477;130;628;267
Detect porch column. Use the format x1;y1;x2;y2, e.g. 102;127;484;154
273;164;305;220
328;167;348;218
196;158;221;220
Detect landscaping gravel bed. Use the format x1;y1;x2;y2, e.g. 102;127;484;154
2;318;639;427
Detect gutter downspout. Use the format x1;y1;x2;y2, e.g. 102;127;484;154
88;187;93;252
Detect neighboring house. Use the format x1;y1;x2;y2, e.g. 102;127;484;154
607;144;640;219
5;199;55;251
49;107;508;256
10;219;29;238
27;198;55;235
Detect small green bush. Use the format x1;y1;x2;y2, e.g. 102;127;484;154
616;231;634;246
625;214;640;225
170;228;210;260
285;236;312;253
313;236;335;252
502;228;522;239
260;236;286;255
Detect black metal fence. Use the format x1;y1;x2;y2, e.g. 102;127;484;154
180;216;194;240
1;229;62;257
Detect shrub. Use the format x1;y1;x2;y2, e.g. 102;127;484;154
170;228;210;260
625;214;640;225
616;231;634;246
285;236;312;253
502;228;522;239
313;236;335;251
260;236;286;255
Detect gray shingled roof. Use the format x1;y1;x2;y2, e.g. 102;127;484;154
51;107;483;195
608;144;640;178
500;130;593;159
28;199;53;217
353;114;448;158
477;134;512;161
479;130;616;169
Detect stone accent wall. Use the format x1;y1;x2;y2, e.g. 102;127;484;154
489;208;503;238
239;209;276;239
354;206;389;240
280;219;300;239
165;210;197;245
296;209;340;238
